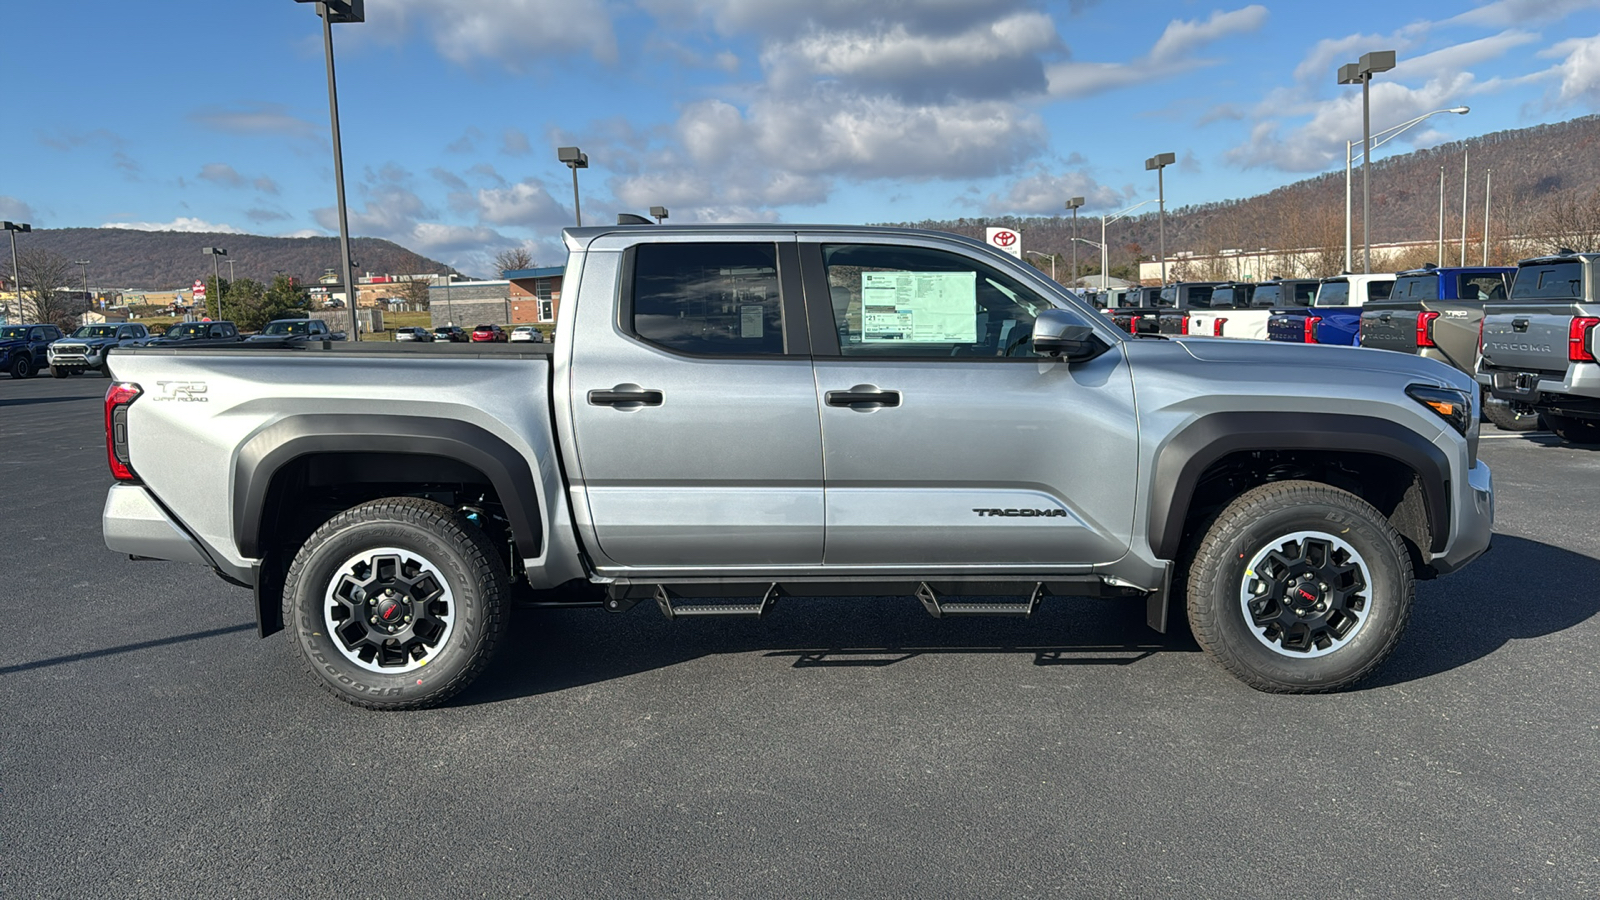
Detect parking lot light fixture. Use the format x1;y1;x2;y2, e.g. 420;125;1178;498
1338;50;1396;273
1101;200;1154;292
74;260;90;313
1343;106;1467;272
4;221;31;322
1144;154;1176;285
203;247;227;320
650;206;668;225
1023;250;1056;282
558;147;589;226
1065;197;1084;288
295;0;365;339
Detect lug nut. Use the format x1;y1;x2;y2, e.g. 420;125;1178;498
369;616;378;624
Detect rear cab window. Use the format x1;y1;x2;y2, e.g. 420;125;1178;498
1511;262;1583;300
1316;280;1351;306
1250;284;1283;308
629;242;785;355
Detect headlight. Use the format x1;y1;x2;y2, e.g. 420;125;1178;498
1406;384;1471;436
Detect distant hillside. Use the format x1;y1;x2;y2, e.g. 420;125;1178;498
884;113;1600;277
13;228;459;290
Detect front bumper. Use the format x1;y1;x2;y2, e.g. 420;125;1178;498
1430;459;1493;576
48;345;104;368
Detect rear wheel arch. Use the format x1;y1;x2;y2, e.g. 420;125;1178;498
1149;412;1452;568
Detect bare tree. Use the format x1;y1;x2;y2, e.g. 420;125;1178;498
1533;187;1600;254
401;278;430;307
18;249;78;328
494;247;535;275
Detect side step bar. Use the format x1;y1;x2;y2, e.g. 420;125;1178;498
916;582;1044;618
653;583;780;619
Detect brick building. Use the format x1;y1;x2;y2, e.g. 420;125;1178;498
504;266;564;324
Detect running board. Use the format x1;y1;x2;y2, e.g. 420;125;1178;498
916;582;1044;618
654;583;779;619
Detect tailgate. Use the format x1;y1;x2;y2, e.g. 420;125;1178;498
1481;310;1575;373
1359;307;1418;353
1267;311;1307;343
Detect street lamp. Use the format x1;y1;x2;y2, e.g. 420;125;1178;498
1144;153;1175;285
203;247;227;320
295;0;364;339
74;260;90;315
558;146;588;226
1338;50;1397;273
650;206;669;224
1065;197;1084;288
3;221;28;322
1023;250;1056;282
1100;200;1155;292
1343;106;1468;271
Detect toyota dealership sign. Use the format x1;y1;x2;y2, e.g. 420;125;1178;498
985;227;1022;258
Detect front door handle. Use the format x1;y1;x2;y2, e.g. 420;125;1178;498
826;388;900;408
589;388;663;407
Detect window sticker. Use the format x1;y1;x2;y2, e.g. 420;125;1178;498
860;271;977;342
739;303;764;338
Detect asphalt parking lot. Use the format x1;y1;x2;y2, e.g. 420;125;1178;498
2;374;1597;898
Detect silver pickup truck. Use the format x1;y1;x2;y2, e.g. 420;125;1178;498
1478;251;1600;444
101;225;1494;708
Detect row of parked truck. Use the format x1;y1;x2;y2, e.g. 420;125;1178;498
1093;251;1600;443
0;317;345;379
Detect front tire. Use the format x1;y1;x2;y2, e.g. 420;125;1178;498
51;365;68;378
9;355;33;379
1544;412;1600;445
282;497;509;709
1186;480;1413;693
1483;396;1542;432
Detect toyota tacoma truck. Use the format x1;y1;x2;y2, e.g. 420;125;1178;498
1477;251;1600;444
100;224;1494;709
48;323;152;377
1154;282;1225;335
1188;278;1318;341
1266;274;1396;346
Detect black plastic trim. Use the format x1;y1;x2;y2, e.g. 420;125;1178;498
1148;411;1453;560
233;414;543;559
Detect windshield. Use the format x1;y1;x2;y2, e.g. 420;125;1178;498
1;326;30;339
262;321;310;335
71;325;119;338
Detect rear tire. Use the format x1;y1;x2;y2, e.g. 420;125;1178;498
282;497;509;710
9;356;33;379
51;366;68;378
1482;396;1541;432
1544;412;1600;445
1186;480;1413;693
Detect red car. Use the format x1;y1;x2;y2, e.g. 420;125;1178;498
470;324;507;342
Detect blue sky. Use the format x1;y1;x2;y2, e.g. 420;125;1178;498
7;0;1600;277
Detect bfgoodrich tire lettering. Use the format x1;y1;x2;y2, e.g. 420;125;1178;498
282;497;508;710
1186;480;1413;693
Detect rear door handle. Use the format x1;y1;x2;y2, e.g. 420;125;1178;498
826;388;900;408
588;388;663;407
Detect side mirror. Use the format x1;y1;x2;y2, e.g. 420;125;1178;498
1033;309;1111;363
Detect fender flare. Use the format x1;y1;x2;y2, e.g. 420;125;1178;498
233;414;544;559
1147;411;1452;561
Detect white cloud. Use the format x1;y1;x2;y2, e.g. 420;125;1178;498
377;0;617;68
982;168;1124;215
1447;0;1600;27
1543;32;1600;107
1047;5;1268;98
0;196;35;222
189;102;319;140
474;181;571;228
102;217;247;234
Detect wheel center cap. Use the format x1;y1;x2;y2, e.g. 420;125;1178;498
376;596;406;623
1290;580;1322;615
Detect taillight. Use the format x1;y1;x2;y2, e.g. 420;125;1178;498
1477;318;1485;353
105;382;141;482
1417;311;1440;348
1303;316;1323;344
1127;316;1140;335
1213;318;1227;336
1180;317;1190;335
1571;316;1600;362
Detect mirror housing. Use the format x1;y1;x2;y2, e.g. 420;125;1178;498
1033;309;1111;363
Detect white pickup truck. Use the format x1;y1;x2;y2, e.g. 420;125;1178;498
1188;278;1319;341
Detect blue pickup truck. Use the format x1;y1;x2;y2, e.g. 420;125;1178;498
1267;274;1396;345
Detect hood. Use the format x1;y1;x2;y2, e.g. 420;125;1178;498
1169;336;1474;392
58;335;119;347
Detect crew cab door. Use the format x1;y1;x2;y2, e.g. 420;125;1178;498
566;236;824;568
800;237;1137;568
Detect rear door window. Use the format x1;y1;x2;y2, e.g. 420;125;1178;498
1457;274;1508;301
630;242;784;355
1365;281;1394;301
1292;283;1317;305
1510;263;1581;300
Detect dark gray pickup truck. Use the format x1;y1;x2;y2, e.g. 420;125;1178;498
101;224;1494;709
1478;252;1600;444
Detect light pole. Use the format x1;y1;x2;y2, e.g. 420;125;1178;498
1065;196;1084;287
1483;168;1493;265
1144;153;1175;284
74;260;90;316
228;259;236;284
558;146;588;226
1023;250;1056;282
3;221;28;323
650;206;668;224
203;248;226;320
1100;200;1155;290
1460;150;1469;266
295;0;364;339
1342;106;1467;272
1438;166;1446;263
1338;50;1397;273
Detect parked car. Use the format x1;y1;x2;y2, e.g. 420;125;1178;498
1188;278;1317;341
432;326;468;343
245;318;346;343
1358;264;1522;428
0;323;65;379
48;323;151;377
393;327;435;342
1477;251;1600;442
1266;274;1396;346
470;323;507;342
1185;282;1256;337
103;223;1493;709
147;321;244;347
1154;282;1226;334
509;326;544;343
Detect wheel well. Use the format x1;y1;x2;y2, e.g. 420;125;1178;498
1178;449;1435;578
253;451;534;636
